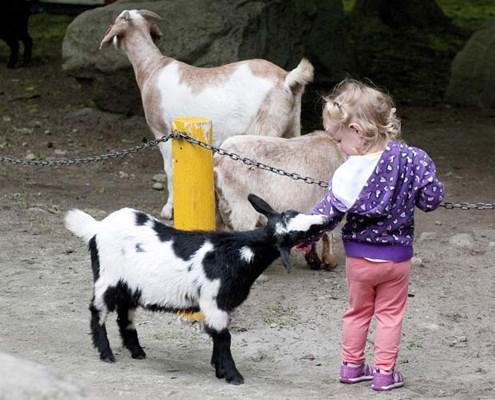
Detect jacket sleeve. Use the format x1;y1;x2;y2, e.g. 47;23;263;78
415;152;445;212
299;189;346;246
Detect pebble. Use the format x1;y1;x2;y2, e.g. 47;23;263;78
2;116;11;122
18;127;34;135
411;256;423;267
119;171;129;179
54;149;67;156
25;152;36;160
152;182;164;191
256;274;270;283
418;232;438;243
152;173;167;183
449;233;475;250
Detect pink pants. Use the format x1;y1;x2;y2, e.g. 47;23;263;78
341;257;412;370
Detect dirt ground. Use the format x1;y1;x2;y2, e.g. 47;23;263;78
1;33;495;400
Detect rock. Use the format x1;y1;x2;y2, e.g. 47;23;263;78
418;231;438;243
0;352;87;400
25;152;36;160
152;173;167;183
445;18;495;108
449;233;475;250
256;273;270;283
152;182;164;191
62;0;347;115
411;256;423;267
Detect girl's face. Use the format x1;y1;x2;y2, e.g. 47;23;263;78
330;123;365;156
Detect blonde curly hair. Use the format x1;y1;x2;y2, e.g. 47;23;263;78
322;79;401;152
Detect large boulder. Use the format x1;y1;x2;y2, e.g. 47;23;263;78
62;0;347;116
0;352;87;400
445;19;495;108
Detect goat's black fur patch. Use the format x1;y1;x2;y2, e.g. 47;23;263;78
135;211;150;226
89;236;100;282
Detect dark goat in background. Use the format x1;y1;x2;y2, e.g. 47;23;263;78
0;0;33;68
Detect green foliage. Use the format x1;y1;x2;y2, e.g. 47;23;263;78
30;13;74;61
343;0;494;105
342;0;356;14
438;0;495;31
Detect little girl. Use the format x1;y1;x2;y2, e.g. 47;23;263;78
296;79;444;391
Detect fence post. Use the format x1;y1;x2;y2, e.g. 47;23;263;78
171;117;216;231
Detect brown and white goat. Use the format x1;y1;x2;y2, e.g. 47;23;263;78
214;131;346;270
100;9;314;219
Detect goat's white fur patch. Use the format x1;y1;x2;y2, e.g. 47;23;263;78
239;246;254;263
276;214;328;235
157;63;274;146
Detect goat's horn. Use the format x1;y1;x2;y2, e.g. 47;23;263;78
122;10;130;20
138;10;163;20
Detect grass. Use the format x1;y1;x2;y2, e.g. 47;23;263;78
30;12;74;62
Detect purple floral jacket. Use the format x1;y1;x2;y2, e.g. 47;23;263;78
304;141;445;261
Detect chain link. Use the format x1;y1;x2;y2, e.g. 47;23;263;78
1;130;494;210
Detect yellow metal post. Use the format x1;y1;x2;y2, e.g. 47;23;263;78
172;117;214;323
172;117;216;231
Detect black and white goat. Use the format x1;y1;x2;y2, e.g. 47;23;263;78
65;194;328;385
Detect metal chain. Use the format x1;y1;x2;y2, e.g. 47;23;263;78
1;130;494;210
0;133;173;166
174;132;330;188
439;202;495;210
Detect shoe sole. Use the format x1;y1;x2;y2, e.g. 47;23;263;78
372;381;405;391
340;376;373;384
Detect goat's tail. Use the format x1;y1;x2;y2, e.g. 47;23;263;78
285;58;314;90
65;209;100;244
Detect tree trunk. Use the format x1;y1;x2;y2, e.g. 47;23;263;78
353;0;451;29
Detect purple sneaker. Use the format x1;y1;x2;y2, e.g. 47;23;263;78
339;362;373;384
371;369;405;391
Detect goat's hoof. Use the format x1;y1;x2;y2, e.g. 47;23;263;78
131;350;146;360
226;372;244;385
100;352;116;363
322;262;338;271
160;204;174;220
307;261;323;271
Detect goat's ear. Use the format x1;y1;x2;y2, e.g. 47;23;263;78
149;21;163;44
100;23;125;49
278;246;292;273
248;194;276;218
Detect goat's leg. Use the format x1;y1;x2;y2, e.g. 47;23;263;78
5;38;19;69
158;141;173;219
321;233;338;271
21;33;33;64
305;243;324;270
205;326;244;385
117;306;146;359
89;300;115;362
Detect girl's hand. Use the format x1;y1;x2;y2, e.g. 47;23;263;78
293;243;313;253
